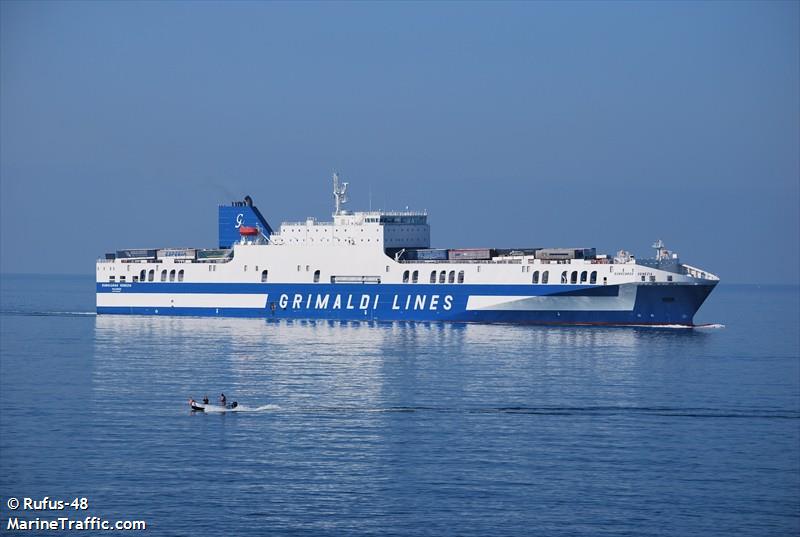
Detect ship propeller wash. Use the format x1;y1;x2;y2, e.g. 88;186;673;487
97;174;719;325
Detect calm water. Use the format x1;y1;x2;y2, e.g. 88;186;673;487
1;275;798;536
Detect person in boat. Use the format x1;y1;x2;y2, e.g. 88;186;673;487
220;393;227;405
229;401;238;409
202;396;209;405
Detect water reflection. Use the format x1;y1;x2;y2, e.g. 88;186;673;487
92;316;712;414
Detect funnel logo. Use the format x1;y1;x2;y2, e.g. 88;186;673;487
235;214;244;228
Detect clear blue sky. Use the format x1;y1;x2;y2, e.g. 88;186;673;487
1;1;798;283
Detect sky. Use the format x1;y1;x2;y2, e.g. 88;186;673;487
1;1;798;284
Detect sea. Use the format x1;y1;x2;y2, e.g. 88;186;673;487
0;274;798;536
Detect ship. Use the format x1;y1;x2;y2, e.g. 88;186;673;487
96;173;719;325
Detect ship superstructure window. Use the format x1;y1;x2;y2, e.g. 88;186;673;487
140;269;146;281
430;271;436;283
412;270;419;284
403;270;409;283
120;276;126;282
178;270;184;282
448;271;455;283
532;271;539;284
603;277;608;285
169;269;176;282
261;270;268;282
580;271;587;283
161;270;167;282
314;270;320;283
109;276;115;282
561;271;568;284
650;275;656;282
590;271;597;284
542;271;549;284
641;275;646;282
439;271;446;284
457;270;464;283
148;269;154;282
667;275;673;282
570;271;577;284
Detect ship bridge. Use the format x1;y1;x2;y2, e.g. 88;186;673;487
268;174;430;248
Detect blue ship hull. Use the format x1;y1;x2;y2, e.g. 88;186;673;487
96;281;717;326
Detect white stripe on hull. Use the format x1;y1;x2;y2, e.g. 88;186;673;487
466;285;637;311
97;293;268;309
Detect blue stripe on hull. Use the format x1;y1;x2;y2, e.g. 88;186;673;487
96;281;716;326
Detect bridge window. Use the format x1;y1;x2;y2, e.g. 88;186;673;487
590;271;597;284
580;271;587;283
412;270;419;284
439;271;446;284
169;269;176;282
161;270;167;282
148;269;154;282
458;270;465;283
430;271;436;283
261;270;268;282
403;270;409;283
178;270;184;282
532;271;539;284
314;270;320;283
542;271;549;284
561;271;568;284
570;271;577;284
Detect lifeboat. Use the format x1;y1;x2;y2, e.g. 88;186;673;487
238;226;259;236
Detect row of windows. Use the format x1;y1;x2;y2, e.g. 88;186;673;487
399;270;469;284
531;270;602;285
120;269;186;283
113;268;618;285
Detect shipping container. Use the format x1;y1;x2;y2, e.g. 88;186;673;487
116;249;157;259
535;248;597;260
197;249;232;259
157;248;197;260
410;249;449;261
448;248;494;260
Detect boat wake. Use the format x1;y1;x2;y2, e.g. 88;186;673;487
1;310;97;317
195;404;279;413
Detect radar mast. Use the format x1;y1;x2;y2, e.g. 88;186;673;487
333;172;349;215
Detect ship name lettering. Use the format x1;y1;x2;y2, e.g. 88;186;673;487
414;295;426;310
279;294;289;308
315;294;330;309
392;295;401;310
443;295;453;310
346;295;355;309
359;294;371;309
332;294;342;309
293;294;303;308
429;295;440;310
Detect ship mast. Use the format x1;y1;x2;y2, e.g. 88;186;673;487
333;172;349;215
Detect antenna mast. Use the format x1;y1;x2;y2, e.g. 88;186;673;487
333;172;348;215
